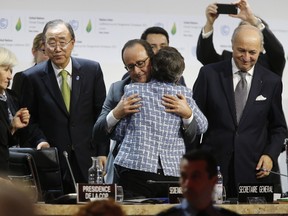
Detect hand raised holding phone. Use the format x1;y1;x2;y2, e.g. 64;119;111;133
216;3;238;14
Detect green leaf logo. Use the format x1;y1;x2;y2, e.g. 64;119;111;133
15;18;21;31
171;23;177;35
86;20;92;33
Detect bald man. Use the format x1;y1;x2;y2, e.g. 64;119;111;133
193;24;287;198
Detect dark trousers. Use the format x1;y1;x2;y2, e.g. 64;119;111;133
227;154;237;198
115;165;179;199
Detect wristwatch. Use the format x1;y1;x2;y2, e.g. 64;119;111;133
255;17;265;30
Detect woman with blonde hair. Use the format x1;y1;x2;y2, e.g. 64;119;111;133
0;47;30;175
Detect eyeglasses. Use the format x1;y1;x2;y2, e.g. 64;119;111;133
124;57;149;72
46;38;73;49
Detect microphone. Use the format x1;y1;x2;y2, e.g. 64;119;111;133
260;168;288;178
147;180;179;184
63;151;77;192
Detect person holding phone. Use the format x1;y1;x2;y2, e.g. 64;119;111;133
196;0;285;77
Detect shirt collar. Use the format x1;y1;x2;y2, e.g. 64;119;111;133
231;59;254;77
180;199;198;216
52;58;73;77
0;91;7;101
180;198;216;216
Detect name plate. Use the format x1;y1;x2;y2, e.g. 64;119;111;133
168;183;183;203
238;183;273;203
77;183;116;203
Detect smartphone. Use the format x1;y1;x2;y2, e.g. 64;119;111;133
216;4;238;14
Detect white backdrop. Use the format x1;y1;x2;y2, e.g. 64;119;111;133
1;0;288;191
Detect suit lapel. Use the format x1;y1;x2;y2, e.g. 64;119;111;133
41;61;68;115
219;61;238;125
70;58;81;114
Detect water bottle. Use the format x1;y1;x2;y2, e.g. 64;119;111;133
88;157;103;184
214;166;223;204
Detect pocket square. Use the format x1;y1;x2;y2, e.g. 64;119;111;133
255;95;267;101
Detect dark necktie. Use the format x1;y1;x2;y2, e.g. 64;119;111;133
235;71;248;123
60;70;70;112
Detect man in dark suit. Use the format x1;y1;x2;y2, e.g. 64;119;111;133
193;24;287;198
20;19;107;193
196;0;285;77
157;150;240;216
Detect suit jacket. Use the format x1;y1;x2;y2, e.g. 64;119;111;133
156;199;240;216
157;207;239;216
193;60;287;192
20;58;107;181
93;77;131;156
196;27;286;77
93;77;200;157
12;71;24;98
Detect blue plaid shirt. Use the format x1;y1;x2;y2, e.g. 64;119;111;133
112;80;207;176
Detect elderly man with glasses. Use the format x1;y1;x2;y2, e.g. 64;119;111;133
20;19;107;194
122;26;186;86
93;39;208;198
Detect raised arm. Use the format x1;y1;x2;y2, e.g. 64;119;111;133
230;0;285;76
196;3;222;65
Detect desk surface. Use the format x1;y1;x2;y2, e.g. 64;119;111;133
35;203;288;216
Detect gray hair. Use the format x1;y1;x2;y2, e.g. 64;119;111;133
231;25;264;51
42;19;75;41
0;47;17;67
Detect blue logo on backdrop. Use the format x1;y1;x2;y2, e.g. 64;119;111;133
191;46;197;56
69;20;79;31
220;25;230;36
154;22;164;28
0;18;8;29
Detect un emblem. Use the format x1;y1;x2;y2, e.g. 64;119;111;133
0;18;8;29
220;25;230;36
